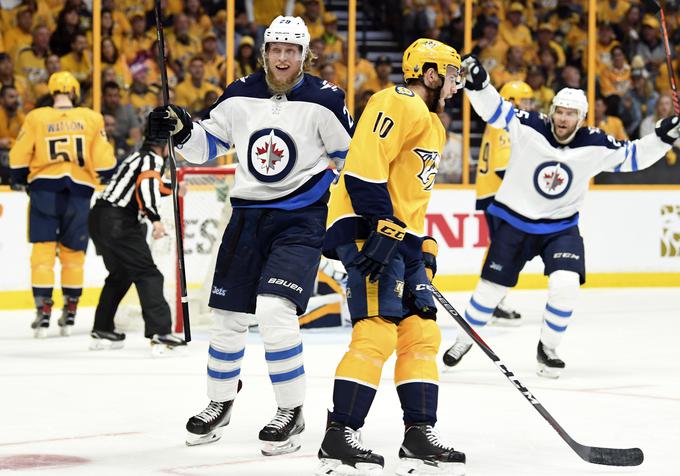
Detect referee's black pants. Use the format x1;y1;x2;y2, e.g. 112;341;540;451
89;200;172;338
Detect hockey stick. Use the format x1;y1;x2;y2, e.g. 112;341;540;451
431;286;643;466
153;0;191;342
643;0;680;114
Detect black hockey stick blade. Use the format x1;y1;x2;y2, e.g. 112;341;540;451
431;286;644;467
641;0;661;14
579;444;644;466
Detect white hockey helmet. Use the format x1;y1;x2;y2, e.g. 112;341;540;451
550;88;588;120
263;16;311;58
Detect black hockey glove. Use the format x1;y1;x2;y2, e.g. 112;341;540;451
655;115;680;145
461;55;489;91
352;216;406;283
403;236;439;320
147;104;193;145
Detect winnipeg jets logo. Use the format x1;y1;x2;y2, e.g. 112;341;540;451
247;128;297;183
414;148;440;191
533;161;573;199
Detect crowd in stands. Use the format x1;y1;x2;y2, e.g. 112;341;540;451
1;0;679;184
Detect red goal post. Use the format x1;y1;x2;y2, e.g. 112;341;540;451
173;166;237;332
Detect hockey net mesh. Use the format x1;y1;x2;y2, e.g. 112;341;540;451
114;166;236;332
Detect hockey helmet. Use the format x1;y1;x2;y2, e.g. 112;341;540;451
499;80;533;107
48;71;80;101
263;16;311;58
402;38;462;81
550;88;588;121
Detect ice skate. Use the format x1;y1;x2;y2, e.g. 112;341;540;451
31;298;53;339
396;424;465;476
150;333;187;357
442;338;472;368
89;330;126;350
186;399;235;446
259;406;304;456
489;303;521;327
316;421;384;476
536;341;565;379
57;297;78;336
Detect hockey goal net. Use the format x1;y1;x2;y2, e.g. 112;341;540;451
114;166;236;333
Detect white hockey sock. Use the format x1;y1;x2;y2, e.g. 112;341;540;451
256;294;305;409
207;309;251;402
461;279;508;343
540;270;580;349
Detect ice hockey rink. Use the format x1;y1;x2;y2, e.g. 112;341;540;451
1;288;679;476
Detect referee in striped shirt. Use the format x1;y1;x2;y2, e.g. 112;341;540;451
88;135;186;352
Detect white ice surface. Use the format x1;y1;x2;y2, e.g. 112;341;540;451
1;288;679;475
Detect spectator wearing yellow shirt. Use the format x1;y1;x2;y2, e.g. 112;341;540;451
122;13;155;63
0;53;31;111
640;94;676;165
360;55;395;94
200;32;226;87
128;63;157;123
498;2;532;54
249;0;295;29
92;9;126;50
167;13;201;71
145;40;179;91
308;37;326;77
564;14;587;65
184;0;213;39
102;0;132;37
583;22;620;74
302;0;324;39
491;45;526;88
595;97;628;141
527;23;566;68
526;66;555;114
31;54;61;106
597;0;630;24
102;37;131;89
322;13;344;64
60;33;92;91
471;18;508;76
4;6;34;61
15;25;51;83
600;46;631;97
538;47;560;91
232;36;258;79
0;85;25;150
175;56;222;115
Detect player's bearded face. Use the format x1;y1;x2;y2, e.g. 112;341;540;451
265;42;304;94
551;106;581;141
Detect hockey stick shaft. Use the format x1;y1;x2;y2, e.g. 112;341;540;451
644;0;680;114
153;0;191;342
432;286;643;466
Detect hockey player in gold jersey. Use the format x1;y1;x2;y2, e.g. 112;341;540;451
9;72;116;338
317;39;466;476
469;80;535;328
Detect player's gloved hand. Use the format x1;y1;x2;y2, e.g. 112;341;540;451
655;115;680;145
147;105;193;145
352;216;406;283
461;55;489;91
422;236;438;282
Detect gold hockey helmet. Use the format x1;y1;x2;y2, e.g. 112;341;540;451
499;81;533;107
48;71;80;101
402;38;461;81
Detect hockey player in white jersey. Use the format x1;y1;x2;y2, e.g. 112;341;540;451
147;16;353;454
443;55;680;378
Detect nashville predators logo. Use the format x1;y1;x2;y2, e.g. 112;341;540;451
414;148;440;191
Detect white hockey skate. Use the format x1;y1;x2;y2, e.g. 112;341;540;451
89;330;126;350
536;342;565;379
150;333;188;357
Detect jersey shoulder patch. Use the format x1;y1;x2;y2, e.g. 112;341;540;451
290;74;353;134
569;127;625;150
394;85;415;97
